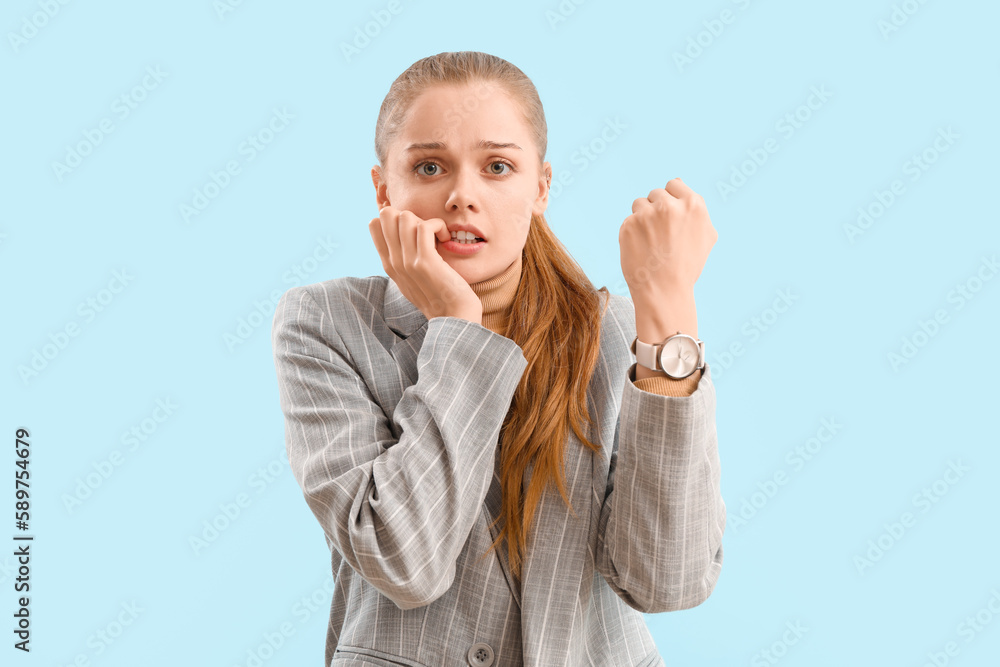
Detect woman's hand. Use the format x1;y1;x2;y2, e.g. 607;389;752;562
619;178;718;301
369;205;484;324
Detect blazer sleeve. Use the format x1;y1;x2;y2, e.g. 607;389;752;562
271;285;528;610
595;299;726;613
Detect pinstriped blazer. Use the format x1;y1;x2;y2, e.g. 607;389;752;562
270;274;726;667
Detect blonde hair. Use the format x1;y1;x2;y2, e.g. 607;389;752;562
374;51;609;581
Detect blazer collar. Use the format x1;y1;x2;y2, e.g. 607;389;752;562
383;277;428;339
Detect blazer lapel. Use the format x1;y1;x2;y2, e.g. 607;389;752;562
382;278;429;388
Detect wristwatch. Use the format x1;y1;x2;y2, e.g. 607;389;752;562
630;332;705;379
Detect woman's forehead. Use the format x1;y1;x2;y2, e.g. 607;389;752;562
398;87;529;144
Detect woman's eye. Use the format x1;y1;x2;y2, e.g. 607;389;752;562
417;162;439;176
489;161;513;176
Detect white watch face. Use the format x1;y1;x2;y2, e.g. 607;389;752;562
659;336;700;377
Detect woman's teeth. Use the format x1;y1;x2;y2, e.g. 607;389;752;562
450;231;483;244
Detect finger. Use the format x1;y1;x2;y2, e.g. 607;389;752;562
429;217;451;243
631;196;652;215
645;187;670;204
370;218;405;287
369;218;390;266
380;206;402;270
664;177;694;199
418;217;451;263
398;210;420;269
416;221;444;299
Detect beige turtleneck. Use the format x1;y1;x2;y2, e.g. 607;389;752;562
468;254;524;338
467;254;701;397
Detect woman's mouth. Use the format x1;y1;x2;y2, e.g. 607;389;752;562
441;231;486;255
439;232;486;254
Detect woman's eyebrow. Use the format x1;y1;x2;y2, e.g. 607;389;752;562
404;140;523;152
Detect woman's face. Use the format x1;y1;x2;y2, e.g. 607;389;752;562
372;82;551;285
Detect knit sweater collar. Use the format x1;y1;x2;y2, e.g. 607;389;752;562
469;253;522;336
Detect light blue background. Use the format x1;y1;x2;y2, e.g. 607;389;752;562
3;0;999;665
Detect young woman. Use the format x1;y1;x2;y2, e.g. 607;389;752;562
272;51;724;667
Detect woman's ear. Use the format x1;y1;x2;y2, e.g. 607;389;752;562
532;161;552;216
372;166;390;209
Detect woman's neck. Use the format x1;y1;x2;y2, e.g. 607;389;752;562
468;254;522;336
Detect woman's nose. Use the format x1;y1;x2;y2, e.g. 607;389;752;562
445;167;479;212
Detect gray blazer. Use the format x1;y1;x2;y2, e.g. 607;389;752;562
271;275;725;667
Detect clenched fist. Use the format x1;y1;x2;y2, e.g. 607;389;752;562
619;177;718;300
